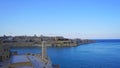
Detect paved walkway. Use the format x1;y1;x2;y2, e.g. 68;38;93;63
28;56;45;68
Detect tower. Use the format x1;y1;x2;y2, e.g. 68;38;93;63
42;41;47;61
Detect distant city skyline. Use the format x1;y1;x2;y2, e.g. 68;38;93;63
0;0;120;39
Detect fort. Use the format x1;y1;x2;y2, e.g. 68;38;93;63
0;35;95;47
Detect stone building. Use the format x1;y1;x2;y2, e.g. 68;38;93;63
0;44;10;62
52;37;77;46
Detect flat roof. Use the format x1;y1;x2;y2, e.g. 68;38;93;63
14;66;33;68
10;55;30;64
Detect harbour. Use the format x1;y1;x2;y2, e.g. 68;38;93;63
10;40;120;68
0;0;120;68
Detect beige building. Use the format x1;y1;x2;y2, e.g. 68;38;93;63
0;44;10;62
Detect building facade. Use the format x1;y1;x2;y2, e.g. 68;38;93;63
0;44;10;62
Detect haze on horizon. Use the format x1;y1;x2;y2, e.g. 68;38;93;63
0;0;120;39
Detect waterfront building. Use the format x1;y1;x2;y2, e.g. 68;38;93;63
52;37;77;46
0;44;10;62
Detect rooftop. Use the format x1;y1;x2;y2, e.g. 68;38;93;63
10;55;30;64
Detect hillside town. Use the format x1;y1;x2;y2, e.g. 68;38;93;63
0;35;95;47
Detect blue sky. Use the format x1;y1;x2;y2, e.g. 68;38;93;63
0;0;120;39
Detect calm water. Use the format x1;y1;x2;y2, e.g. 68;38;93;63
11;40;120;68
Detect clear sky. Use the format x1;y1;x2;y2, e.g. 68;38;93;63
0;0;120;39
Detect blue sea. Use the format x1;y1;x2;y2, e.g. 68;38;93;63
11;40;120;68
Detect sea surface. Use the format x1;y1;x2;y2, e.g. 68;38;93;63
11;40;120;68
